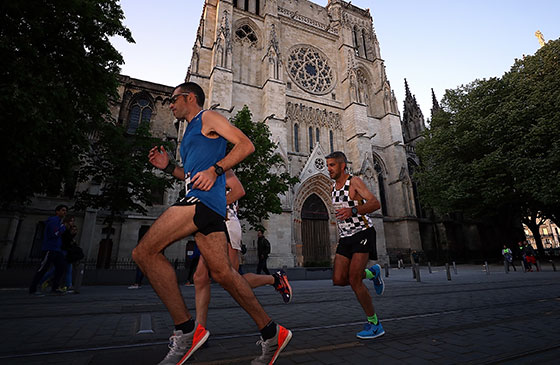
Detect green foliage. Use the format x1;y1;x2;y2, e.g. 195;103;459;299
230;106;299;231
0;0;133;206
73;122;174;238
416;38;560;253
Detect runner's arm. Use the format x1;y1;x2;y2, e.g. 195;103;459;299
192;111;254;191
351;177;381;214
225;169;245;205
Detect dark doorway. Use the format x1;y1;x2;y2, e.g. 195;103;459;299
301;194;331;265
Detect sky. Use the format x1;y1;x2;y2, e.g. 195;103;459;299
110;0;559;120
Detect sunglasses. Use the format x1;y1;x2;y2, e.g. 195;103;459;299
170;92;190;104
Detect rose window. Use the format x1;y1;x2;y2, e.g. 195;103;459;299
287;45;335;94
314;158;325;170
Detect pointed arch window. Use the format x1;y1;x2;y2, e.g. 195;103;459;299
315;128;320;144
294;123;299;152
362;29;369;59
329;130;334;153
374;161;388;216
352;26;359;56
127;97;153;134
309;127;313;153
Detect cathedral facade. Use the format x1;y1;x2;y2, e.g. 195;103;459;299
185;0;422;267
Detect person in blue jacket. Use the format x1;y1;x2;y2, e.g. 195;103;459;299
29;205;69;295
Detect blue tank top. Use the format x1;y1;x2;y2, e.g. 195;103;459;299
180;110;227;217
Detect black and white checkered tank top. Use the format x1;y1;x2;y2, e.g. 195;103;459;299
332;176;373;238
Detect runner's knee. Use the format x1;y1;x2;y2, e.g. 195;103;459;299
333;275;348;286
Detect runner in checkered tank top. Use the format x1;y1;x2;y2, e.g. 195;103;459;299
326;151;386;340
332;176;374;238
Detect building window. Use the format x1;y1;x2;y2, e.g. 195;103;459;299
362;29;368;59
233;0;238;8
309;127;313;153
352;26;360;56
316;128;320;144
329;130;334;153
374;161;388;216
255;0;260;15
244;0;249;11
294;123;299;152
127;97;152;134
286;45;335;95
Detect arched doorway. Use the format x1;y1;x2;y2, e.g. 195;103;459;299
301;194;330;265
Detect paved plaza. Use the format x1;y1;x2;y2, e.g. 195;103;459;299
1;264;559;364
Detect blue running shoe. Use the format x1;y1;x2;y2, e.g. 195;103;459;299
368;264;384;295
356;322;385;339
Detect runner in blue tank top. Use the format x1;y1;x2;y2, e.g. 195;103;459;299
133;82;292;365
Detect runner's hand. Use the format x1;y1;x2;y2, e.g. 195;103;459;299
191;168;217;191
335;207;352;220
148;146;169;170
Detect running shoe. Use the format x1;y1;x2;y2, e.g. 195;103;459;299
41;280;51;292
368;264;384;295
272;270;292;303
128;284;141;289
158;323;209;365
356;321;385;339
251;324;292;365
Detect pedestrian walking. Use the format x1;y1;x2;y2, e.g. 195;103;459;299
256;230;271;275
134;82;291;365
326;151;385;340
502;245;516;272
29;205;69;295
397;251;404;269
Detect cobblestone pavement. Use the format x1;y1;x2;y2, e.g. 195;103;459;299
1;264;559;364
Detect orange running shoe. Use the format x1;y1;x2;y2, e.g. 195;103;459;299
251;324;292;365
272;270;293;303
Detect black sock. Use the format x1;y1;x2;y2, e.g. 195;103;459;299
175;318;195;334
260;320;277;340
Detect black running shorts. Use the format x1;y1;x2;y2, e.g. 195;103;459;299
173;198;226;236
336;227;377;260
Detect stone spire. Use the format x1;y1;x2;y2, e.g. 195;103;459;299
401;79;425;144
430;88;441;117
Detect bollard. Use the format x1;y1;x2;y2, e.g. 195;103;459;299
536;260;541;272
428;261;432;274
504;260;509;274
550;260;557;272
445;263;451;281
452;261;457;275
412;264;416;279
484;261;490;275
384;263;389;277
414;264;421;282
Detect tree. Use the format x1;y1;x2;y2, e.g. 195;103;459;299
0;0;133;207
230;106;299;231
73;122;174;242
416;38;560;256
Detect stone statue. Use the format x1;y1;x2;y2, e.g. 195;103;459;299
535;30;545;48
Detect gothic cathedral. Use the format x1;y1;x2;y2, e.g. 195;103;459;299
185;0;422;267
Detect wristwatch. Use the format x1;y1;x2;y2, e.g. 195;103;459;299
351;206;358;215
213;163;224;176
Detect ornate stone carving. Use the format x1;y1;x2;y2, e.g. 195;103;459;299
286;45;335;95
286;102;342;130
215;10;232;68
278;6;338;35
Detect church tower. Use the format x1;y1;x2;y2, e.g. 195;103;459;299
186;0;422;267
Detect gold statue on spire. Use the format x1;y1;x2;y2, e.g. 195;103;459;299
535;30;546;48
